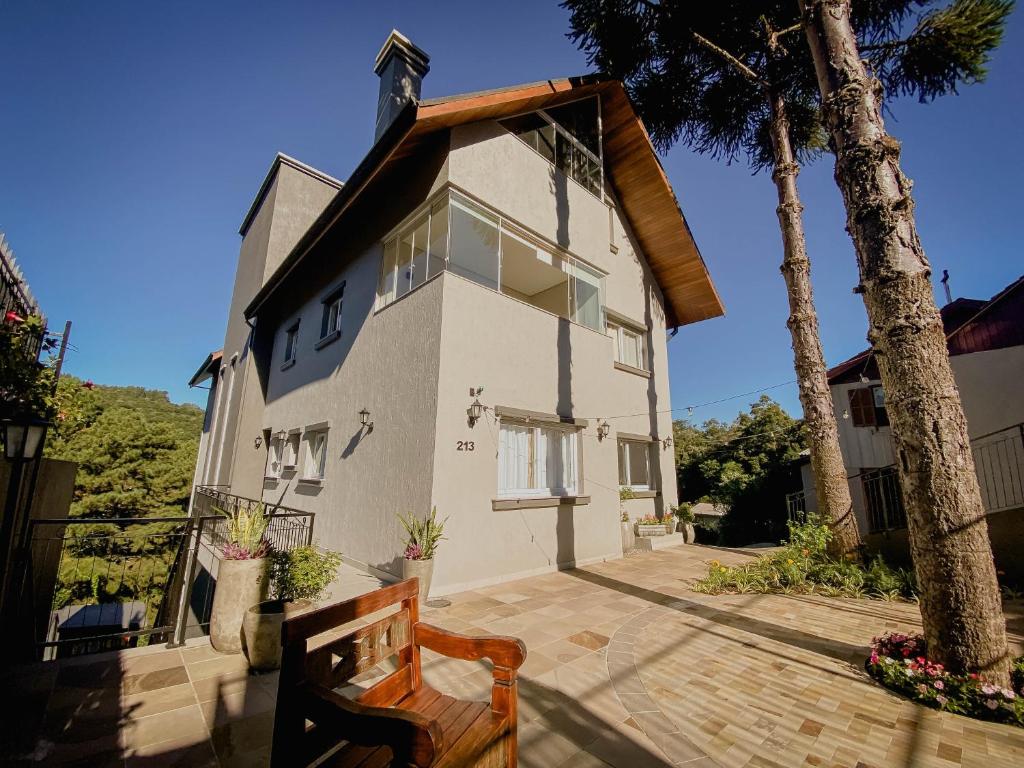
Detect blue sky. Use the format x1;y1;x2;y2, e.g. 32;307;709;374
2;1;1021;424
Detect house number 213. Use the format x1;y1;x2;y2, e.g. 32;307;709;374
456;440;475;452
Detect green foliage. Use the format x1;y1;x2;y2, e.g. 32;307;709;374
397;507;448;560
0;313;57;419
673;503;695;524
45;375;204;518
693;517;917;600
619;486;636;502
270;546;343;602
562;0;1012;169
674;396;806;545
216;503;270;559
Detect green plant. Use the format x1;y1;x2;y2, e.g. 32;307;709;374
636;513;661;526
620;511;629;523
693;519;917;602
673;503;694;524
397;507;448;560
270;546;342;602
619;487;636;502
215;503;270;559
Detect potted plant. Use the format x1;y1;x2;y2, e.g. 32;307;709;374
209;503;271;654
675;503;696;543
398;507;447;604
635;513;665;537
620;509;635;553
243;545;342;671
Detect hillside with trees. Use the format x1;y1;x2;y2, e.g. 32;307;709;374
46;375;204;518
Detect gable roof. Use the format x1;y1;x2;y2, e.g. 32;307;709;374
244;76;724;329
188;350;223;388
828;274;1024;385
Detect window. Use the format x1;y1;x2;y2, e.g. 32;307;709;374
848;386;888;428
320;284;345;341
499;97;604;198
498;421;579;498
608;321;646;370
377;198;450;309
284;431;300;469
376;190;607;331
283;321;300;366
304;430;328;481
266;435;283;479
618;439;651;490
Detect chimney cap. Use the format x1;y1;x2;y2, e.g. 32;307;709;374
374;29;430;77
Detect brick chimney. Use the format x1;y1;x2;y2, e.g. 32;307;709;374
373;30;430;142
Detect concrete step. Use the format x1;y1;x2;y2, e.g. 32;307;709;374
634;532;688;551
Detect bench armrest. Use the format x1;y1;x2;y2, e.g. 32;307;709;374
300;682;444;767
414;622;527;670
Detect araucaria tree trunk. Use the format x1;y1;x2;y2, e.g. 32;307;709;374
800;0;1010;683
767;91;860;558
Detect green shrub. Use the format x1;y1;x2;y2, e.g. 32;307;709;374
693;517;916;601
673;503;695;524
270;546;343;602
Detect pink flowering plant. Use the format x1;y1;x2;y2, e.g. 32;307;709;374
867;632;1024;726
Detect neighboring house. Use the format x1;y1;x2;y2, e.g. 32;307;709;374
798;274;1024;576
189;31;724;594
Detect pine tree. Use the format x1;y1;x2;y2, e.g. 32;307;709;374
798;0;1013;684
563;1;861;556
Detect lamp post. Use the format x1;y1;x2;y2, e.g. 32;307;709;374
0;417;50;628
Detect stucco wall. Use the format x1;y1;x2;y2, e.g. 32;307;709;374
206;162;337;497
260;263;444;579
428;124;678;593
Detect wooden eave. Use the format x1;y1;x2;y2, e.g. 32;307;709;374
247;77;724;328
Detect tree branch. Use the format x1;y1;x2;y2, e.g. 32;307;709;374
691;31;769;88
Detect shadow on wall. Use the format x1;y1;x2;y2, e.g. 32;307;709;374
553;160;576;570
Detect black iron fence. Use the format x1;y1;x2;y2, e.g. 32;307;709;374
861;466;907;533
785;490;808;524
21;487;314;659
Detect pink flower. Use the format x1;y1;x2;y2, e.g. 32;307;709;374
981;683;998;696
936;695;948;707
869;652;879;665
4;310;24;324
404;543;424;560
1001;689;1016;700
82;380;95;390
917;683;928;695
985;699;999;710
933;680;944;690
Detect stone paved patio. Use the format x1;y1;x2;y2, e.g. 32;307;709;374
4;543;1023;767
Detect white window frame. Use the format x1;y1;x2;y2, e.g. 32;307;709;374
320;288;344;340
304;430;328;481
266;435;284;479
608;320;647;370
618;439;652;491
497;419;580;499
283;431;300;470
283;321;300;364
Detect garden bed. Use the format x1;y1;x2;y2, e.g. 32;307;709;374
866;632;1024;727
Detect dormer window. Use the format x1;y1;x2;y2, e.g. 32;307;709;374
500;97;604;198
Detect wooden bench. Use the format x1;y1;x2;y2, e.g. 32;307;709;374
271;578;527;768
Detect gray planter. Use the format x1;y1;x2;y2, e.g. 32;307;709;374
243;599;311;671
635;524;667;537
402;557;434;604
620;521;635;552
210;557;269;653
682;523;696;543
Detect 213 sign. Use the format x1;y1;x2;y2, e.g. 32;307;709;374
456;440;475;452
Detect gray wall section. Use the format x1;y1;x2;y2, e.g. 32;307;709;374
206;161;338;497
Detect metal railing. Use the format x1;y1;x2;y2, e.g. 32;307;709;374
21;487;314;659
861;466;907;533
785;490;808;524
971;424;1024;514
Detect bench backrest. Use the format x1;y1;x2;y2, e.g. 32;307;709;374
271;579;424;766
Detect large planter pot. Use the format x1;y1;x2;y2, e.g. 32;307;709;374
635;524;665;538
620;521;635;553
243;599;311;671
681;523;696;543
210;557;269;653
402;557;434;604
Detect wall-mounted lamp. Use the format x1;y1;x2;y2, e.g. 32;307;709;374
467;398;484;426
275;430;288;442
687;406;694;416
842;409;850;420
359;407;374;432
859;373;870;384
662;436;673;449
597;421;611;441
253;435;263;449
